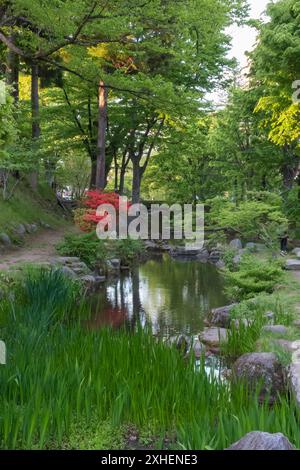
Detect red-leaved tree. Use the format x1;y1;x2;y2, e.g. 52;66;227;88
74;191;131;232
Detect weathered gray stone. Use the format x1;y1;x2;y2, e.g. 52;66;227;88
288;342;300;406
14;224;26;236
50;256;81;266
107;258;121;270
59;266;77;279
0;233;11;246
232;352;285;402
215;260;225;269
193;339;206;359
199;327;228;350
286;259;300;271
209;304;237;328
262;325;288;336
226;432;295;450
229;238;243;250
80;275;97;289
292;247;300;256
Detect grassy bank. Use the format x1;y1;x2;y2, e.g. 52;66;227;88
0;181;66;239
1;270;300;450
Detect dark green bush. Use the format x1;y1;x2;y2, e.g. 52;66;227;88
56;232;106;268
225;254;284;301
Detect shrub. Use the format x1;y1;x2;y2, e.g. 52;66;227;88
56;232;106;268
74;191;131;232
111;238;145;265
207;193;288;240
225;254;284;301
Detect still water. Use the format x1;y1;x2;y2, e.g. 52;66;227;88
88;255;228;337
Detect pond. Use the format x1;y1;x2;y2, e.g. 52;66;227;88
88;254;228;338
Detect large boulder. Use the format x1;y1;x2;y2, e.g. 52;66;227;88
209;304;237;328
292;248;300;257
286;259;300;271
232;352;285;403
59;266;77;279
199;327;228;351
227;432;295;450
229;238;243;250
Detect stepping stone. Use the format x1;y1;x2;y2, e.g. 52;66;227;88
286;259;300;271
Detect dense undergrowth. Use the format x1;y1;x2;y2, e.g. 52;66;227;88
1;270;300;450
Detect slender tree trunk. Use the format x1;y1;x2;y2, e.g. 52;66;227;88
6;36;19;102
90;154;97;188
132;159;142;204
113;151;118;192
95;80;108;190
30;63;40;191
119;166;126;195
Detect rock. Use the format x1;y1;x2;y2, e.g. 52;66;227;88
232;352;285;403
288;342;300;406
226;432;295;450
193;339;206;358
0;233;11;246
144;240;160;251
24;223;38;234
0;340;6;365
229;238;243;250
80;275;97;290
59;266;77;279
209;304;237;328
264;311;275;324
40;221;52;229
196;249;210;261
285;259;300;271
292;248;300;256
209;250;221;262
215;260;225;269
293;319;300;328
69;261;90;275
107;259;121;270
14;224;26;236
50;256;81;266
199;327;228;350
233;254;242;265
272;339;297;353
262;325;288;336
176;335;191;354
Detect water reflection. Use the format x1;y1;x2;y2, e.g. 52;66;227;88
88;255;228;337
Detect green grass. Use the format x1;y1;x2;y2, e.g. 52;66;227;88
1;270;300;450
0;180;65;237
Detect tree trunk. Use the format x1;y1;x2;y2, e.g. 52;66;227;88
90;154;97;188
95;80;108;190
30;63;40;191
132;159;142;204
119;166;126;195
281;145;300;192
6;35;19;102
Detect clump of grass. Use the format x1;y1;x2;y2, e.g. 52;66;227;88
1;270;300;450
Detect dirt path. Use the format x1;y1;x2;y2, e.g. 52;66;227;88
0;226;78;271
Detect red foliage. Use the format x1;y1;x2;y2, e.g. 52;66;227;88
74;191;131;232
